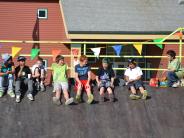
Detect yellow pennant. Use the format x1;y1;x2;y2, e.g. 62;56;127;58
133;43;143;55
12;47;22;58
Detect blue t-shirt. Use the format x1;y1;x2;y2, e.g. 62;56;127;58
75;64;91;80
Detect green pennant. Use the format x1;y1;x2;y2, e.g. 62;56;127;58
31;48;40;60
153;38;164;49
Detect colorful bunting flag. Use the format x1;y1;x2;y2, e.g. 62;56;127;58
153;38;164;49
91;48;101;58
52;49;61;61
12;47;22;58
112;45;122;56
133;43;143;55
175;32;183;38
31;48;40;60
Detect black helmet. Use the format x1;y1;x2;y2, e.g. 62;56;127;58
128;58;136;65
17;56;26;61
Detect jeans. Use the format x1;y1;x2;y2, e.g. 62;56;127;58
167;71;179;87
15;78;33;96
0;75;14;93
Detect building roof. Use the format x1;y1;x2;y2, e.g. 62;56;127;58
61;0;184;34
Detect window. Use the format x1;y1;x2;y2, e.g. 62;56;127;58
37;9;48;19
81;44;97;64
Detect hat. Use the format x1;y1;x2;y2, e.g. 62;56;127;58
1;53;12;63
17;56;26;61
128;58;136;65
102;58;110;64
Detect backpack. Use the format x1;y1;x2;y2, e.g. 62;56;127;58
149;78;159;87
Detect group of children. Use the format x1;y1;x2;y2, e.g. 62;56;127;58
0;53;148;105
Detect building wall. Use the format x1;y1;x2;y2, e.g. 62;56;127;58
147;43;184;78
0;0;70;85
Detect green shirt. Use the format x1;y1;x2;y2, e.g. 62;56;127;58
168;58;184;78
51;63;68;82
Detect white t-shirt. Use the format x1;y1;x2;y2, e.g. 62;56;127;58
124;66;143;80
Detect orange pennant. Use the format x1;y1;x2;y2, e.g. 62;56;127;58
71;49;79;56
175;32;183;38
52;49;61;61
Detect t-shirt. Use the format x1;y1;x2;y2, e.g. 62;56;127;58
97;67;115;81
75;64;91;80
0;62;14;77
51;63;68;83
168;58;184;78
124;66;143;80
15;66;31;80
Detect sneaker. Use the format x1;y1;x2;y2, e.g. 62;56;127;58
27;94;34;101
16;95;21;103
87;94;94;104
0;91;4;98
129;94;141;100
172;81;180;88
142;90;148;100
65;97;74;105
109;94;115;102
8;91;15;98
76;94;82;103
53;97;61;105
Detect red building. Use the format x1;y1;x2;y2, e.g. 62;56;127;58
0;0;184;82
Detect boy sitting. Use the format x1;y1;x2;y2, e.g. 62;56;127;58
0;54;15;98
31;57;46;92
75;55;94;104
96;58;115;103
124;58;148;100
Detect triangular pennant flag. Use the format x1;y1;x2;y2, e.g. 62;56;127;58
175;32;183;38
112;45;122;56
31;48;40;60
52;49;61;61
91;48;101;58
153;38;164;49
12;47;22;58
72;49;79;56
133;43;143;55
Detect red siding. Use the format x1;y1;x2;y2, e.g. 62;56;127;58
0;0;70;84
147;44;184;78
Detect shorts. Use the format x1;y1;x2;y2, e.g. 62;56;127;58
99;81;111;89
127;80;144;90
75;80;90;92
54;82;69;91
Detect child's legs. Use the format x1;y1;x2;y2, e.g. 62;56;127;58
8;76;14;92
135;80;145;94
107;87;113;95
82;81;92;97
105;81;113;95
139;87;145;94
76;81;83;96
54;83;62;99
130;86;136;94
0;77;4;92
99;87;105;96
61;82;70;101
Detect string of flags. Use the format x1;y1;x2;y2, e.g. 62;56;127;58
0;31;183;58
